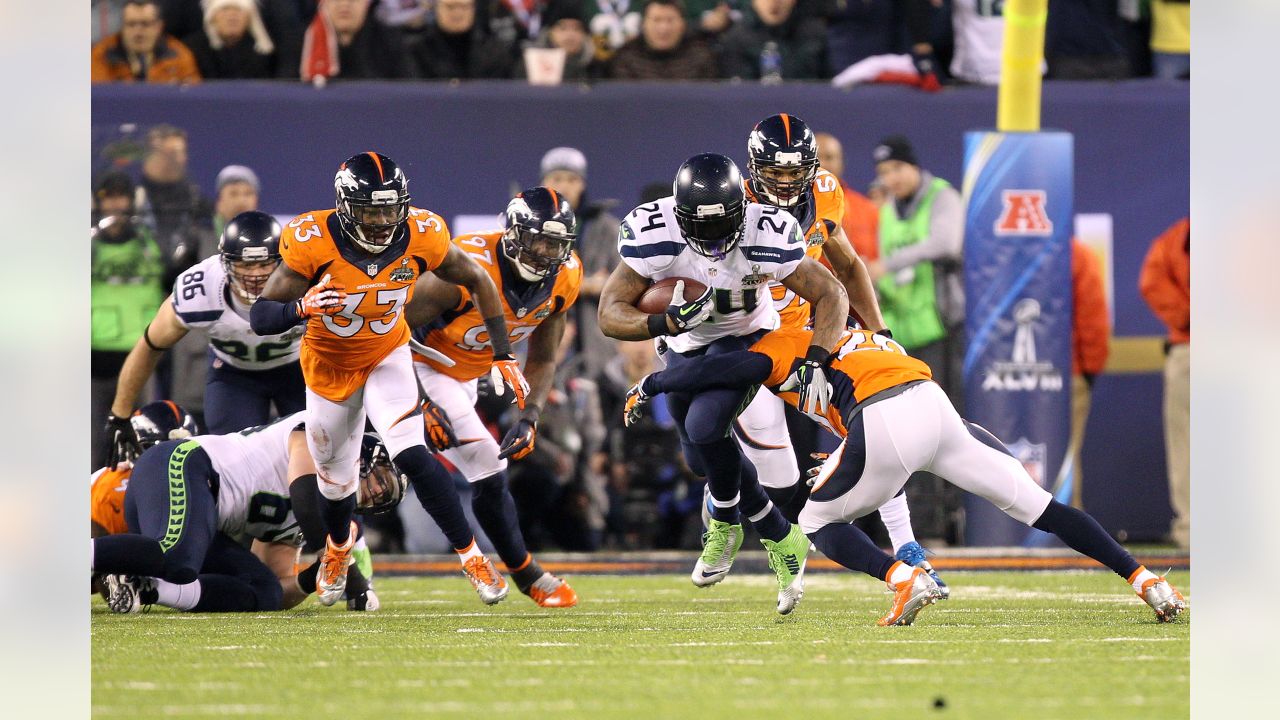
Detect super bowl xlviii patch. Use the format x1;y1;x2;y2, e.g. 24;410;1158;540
741;264;768;286
806;229;825;247
389;258;415;283
534;306;553;320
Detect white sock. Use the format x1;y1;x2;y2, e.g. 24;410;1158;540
878;493;917;553
456;539;483;563
154;579;202;611
710;492;740;509
887;561;915;586
747;500;775;523
1129;566;1159;594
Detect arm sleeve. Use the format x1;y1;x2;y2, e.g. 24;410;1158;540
249;298;304;336
880;186;965;273
645;351;775;395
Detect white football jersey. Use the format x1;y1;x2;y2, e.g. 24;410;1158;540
618;197;807;353
171;255;304;370
951;0;1006;86
195;412;304;544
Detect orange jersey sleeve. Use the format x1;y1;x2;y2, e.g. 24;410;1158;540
830;330;933;404
90;466;131;535
415;233;582;381
286;207;452;401
749;327;813;387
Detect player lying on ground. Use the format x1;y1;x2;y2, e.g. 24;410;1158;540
599;153;850;615
92;407;402;613
402;187;588;608
624;326;1187;626
250;152;528;606
102;213;306;454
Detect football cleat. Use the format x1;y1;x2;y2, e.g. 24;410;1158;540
763;525;809;615
104;575;157;614
692;519;744;587
462;554;509;605
317;522;357;607
895;541;949;600
1137;576;1187;623
346;587;380;612
525;572;578;608
700;484;713;529
879;566;944;626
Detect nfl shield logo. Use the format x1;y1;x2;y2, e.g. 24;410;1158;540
1005;437;1048;489
366;263;379;276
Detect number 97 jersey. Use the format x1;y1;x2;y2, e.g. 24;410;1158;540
280;207;451;402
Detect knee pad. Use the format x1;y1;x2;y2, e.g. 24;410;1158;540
315;464;358;501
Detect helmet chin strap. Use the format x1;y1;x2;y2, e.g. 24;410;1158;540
513;259;545;283
352;224;392;254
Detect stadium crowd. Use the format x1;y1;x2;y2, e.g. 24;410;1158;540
91;0;1190;85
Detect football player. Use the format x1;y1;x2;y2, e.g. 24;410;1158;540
402;187;582;608
624;327;1188;626
94;407;403;614
738;113;944;592
249;152;528;607
598;153;850;615
101;211;305;461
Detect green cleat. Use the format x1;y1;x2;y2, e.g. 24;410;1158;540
763;525;809;615
691;519;744;587
352;544;373;581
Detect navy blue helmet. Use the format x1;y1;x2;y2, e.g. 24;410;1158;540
501;186;577;282
356;434;407;515
218;211;282;302
334;152;411;253
747;113;819;209
127;401;200;462
672;153;746;260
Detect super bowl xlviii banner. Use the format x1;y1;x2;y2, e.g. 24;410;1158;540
961;131;1073;546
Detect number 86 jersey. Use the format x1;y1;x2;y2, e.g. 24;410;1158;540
280;207;452;402
171;254;304;370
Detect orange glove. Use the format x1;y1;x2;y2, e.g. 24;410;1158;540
297;273;347;317
489;355;530;410
421;395;459;451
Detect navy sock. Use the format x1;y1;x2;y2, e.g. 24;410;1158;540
471;472;530;569
93;535;165;576
397;446;474;551
191;573;282;613
319;493;356;545
1031;500;1141;579
692;439;740;524
290;474;327;553
752;507;791;542
809;523;896;581
735;451;789;542
296;560;319;594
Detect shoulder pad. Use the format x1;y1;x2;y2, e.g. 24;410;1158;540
171;255;226;327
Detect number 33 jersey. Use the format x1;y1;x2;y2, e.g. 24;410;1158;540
171;254;304;371
280;207;452;402
618;196;807;354
412;231;582;381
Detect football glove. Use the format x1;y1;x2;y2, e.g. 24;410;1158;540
100;414;136;469
780;346;833;416
665;280;714;334
498;418;537;460
420;395;459;452
489;355;530;409
805;452;831;487
623;376;653;428
296;273;347;317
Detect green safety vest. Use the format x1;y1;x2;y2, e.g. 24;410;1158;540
876;177;951;349
91;228;165;352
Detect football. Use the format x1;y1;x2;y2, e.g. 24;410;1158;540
636;277;708;314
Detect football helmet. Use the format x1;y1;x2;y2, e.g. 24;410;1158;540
355;434;407;515
126;401;200;462
501;186;577;282
334;152;410;254
218;211;282;303
747;113;819;208
672;153;746;261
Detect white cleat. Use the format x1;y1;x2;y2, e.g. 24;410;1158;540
1138;576;1187;623
104;575;156;614
462;555;509;606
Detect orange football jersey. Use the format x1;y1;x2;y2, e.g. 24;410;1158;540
90;465;131;535
751;326;932;437
280;207;451;401
412;231;582;381
745;169;846;331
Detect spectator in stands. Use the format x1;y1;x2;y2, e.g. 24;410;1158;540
300;0;414;81
949;0;1003;85
516;4;601;81
822;0;895;76
160;0;303;41
182;0;282;79
814;131;879;262
1139;217;1190;549
586;0;643;65
92;0;202;83
135;124;212;283
716;0;828;80
685;0;742;37
1069;238;1110;510
376;0;434;37
867;135;965;405
202;164;262;257
608;0;718;80
413;0;517;79
538;147;620;381
1045;0;1129;79
487;0;574;48
1150;0;1189;79
91;172;166;467
93;0;128;45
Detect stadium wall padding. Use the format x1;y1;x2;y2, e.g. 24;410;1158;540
92;80;1188;541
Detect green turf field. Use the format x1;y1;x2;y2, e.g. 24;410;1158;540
92;570;1189;719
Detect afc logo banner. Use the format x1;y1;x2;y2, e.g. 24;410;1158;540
994;190;1053;236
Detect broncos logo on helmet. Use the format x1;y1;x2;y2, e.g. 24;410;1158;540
747;113;820;209
501;186;577;282
334;152;411;254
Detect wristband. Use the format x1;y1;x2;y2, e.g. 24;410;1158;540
804;344;829;365
484;314;513;357
646;313;671;339
522;404;542;425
